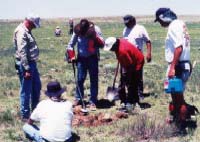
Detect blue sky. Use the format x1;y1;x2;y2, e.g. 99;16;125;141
0;0;199;19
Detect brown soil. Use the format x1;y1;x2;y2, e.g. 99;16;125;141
73;105;128;127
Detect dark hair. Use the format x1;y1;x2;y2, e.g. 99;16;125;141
110;39;119;51
80;19;90;35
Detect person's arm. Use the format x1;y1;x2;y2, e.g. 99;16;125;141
146;41;152;62
94;26;104;47
66;33;78;62
168;46;182;78
141;25;152;63
17;32;31;79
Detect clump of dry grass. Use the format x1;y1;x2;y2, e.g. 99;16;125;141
117;113;176;141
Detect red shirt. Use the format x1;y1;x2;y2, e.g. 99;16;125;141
116;39;144;70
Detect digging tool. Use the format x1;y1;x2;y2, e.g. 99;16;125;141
106;62;120;102
72;61;88;114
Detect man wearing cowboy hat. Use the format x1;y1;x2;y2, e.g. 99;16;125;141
23;81;73;142
66;18;104;110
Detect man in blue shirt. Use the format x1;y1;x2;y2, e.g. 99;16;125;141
66;19;104;110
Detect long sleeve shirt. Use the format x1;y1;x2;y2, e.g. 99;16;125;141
13;23;39;70
67;25;104;58
116;39;144;71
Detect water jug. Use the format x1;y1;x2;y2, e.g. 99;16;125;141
164;77;183;94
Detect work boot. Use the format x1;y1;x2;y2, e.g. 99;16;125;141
176;120;187;135
167;102;178;124
118;103;128;113
125;103;135;113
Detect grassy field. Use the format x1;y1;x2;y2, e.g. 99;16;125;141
0;16;200;142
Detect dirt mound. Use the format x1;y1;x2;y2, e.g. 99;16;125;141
73;105;128;127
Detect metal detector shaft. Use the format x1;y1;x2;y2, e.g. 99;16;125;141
72;62;87;110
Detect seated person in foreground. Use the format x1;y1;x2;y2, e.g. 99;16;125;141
23;81;73;142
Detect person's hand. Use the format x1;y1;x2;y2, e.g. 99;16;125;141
66;49;76;63
24;70;31;79
68;57;76;63
168;66;175;78
146;53;151;63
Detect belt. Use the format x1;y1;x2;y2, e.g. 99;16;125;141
168;60;190;65
178;60;190;63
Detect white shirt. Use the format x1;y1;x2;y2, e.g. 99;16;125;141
123;24;150;51
165;19;190;63
30;99;73;142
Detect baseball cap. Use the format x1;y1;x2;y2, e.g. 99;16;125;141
154;8;177;23
26;13;41;28
123;15;134;24
104;37;117;51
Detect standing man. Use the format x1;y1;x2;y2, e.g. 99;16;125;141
68;18;74;35
154;8;191;133
104;37;144;112
66;19;104;109
13;14;41;121
121;15;152;101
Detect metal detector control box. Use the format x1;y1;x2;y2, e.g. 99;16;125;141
164;77;183;94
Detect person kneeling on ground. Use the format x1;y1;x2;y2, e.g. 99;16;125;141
23;81;73;142
104;37;144;112
55;26;62;37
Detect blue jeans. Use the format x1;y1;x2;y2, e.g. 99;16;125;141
17;61;41;119
76;55;98;104
174;61;191;92
23;124;43;142
23;124;73;142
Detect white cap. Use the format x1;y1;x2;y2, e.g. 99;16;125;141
103;37;117;51
26;13;40;28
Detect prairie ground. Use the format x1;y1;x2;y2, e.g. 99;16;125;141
0;16;200;142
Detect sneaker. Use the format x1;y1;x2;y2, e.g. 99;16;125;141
89;103;96;111
118;104;128;113
125;103;134;113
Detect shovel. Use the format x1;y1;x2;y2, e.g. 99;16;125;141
72;61;89;114
106;62;120;102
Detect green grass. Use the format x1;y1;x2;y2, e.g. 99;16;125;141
0;17;200;142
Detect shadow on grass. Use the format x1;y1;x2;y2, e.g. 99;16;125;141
96;99;115;109
71;132;80;142
138;102;151;110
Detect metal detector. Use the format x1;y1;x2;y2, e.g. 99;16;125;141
72;61;89;114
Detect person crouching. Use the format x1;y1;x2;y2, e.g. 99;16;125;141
104;37;144;112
